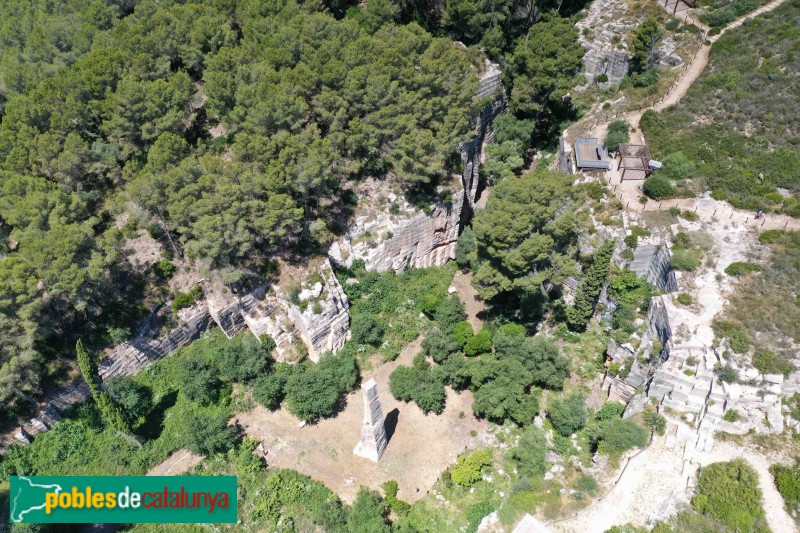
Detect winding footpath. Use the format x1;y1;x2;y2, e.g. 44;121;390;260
550;1;798;530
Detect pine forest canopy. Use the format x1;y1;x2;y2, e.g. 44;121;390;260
0;0;486;414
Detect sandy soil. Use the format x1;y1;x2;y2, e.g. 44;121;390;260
451;270;486;330
551;429;688;532
146;449;203;476
237;338;488;504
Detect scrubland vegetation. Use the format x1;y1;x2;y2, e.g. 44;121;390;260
641;0;800;211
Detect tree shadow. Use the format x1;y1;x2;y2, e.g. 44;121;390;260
384;408;399;443
137;390;178;440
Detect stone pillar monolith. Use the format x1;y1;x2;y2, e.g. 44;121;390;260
353;379;387;462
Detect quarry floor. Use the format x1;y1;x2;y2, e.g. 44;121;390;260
237;337;488;504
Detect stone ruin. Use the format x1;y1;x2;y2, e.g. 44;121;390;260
574;0;685;89
329;61;506;274
603;293;797;451
353;379;388;463
208;258;350;363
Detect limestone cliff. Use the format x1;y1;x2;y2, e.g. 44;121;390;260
329;62;506;274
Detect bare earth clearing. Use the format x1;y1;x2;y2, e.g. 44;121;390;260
238;337;488;504
146;448;203;476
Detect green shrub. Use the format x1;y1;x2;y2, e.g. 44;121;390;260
758;230;783;244
714;363;739;383
624;226;651;249
172;285;203;311
105;376;152;420
712;320;751;353
575;474;598;494
661;151;695;181
179;358;223;406
752;350;794;376
451;450;492;486
464;329;492;356
184;412;238;456
680;210;699;221
670;249;701;271
351;314;386;346
548;392;588;437
723;409;741;422
692;460;767;532
643;175;675;199
676;293;693;305
214;335;275;382
466;502;495;533
593;418;648;456
595;73;609;83
509;426;548;479
770;463;800;514
596;401;626;421
153;259;176;279
724;261;762;276
606;121;630;151
284;354;358;422
252;372;287;410
643;409;666;436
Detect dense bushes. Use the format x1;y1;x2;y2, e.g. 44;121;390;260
548;392;588;437
692;460;768;532
770;462;800;514
702;0;762;26
451;450;492;486
213;335;275;382
592;418;648;456
643;175;675;200
605;121;630;151
185;412;238;455
179;358;224;406
639;3;800;213
284;354;359;422
713;320;752;353
752;350;794;376
509;426;548;479
389;353;446;415
724;262;762;277
670;248;701;271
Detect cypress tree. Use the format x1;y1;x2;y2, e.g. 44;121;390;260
566;242;615;331
76;340;132;434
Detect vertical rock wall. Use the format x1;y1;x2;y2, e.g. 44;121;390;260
329;64;507;274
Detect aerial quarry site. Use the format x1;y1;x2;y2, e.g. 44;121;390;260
1;0;799;531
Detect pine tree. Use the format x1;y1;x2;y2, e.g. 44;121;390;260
76;340;132;434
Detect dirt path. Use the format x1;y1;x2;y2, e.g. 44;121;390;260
696;441;795;533
551;431;688;532
146;448;203;476
451;271;485;330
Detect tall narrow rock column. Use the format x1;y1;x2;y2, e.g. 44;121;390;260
353;379;388;462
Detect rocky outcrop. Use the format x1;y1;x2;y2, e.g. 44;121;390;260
630;244;679;293
211;259;350;363
329;63;506;274
575;0;684;89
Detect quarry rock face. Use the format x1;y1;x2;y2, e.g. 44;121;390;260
209;258;350;363
330;63;506;274
575;0;684;89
